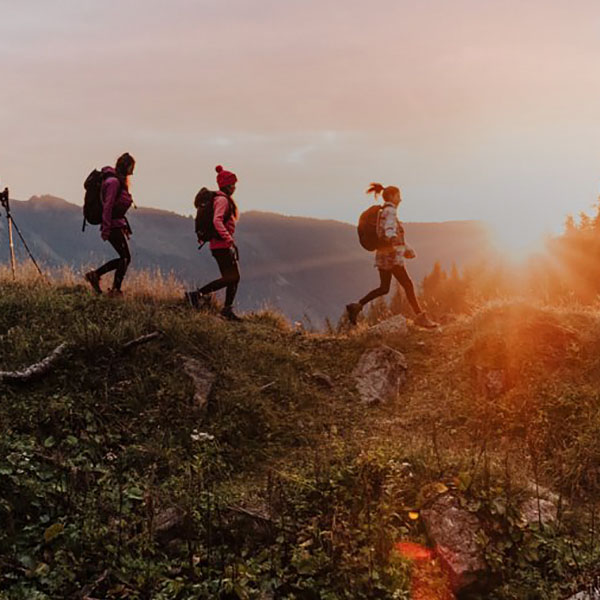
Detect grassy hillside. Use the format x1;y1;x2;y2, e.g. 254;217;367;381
1;276;600;599
0;195;492;325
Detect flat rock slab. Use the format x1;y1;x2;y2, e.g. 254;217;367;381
181;356;216;409
368;314;409;337
352;345;407;405
421;494;488;593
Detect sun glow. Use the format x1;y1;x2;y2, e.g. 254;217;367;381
487;217;558;263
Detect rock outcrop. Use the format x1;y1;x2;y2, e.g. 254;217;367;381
421;493;488;592
368;314;409;337
352;345;408;405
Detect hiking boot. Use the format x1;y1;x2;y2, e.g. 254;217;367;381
221;307;242;322
346;302;362;325
414;312;438;328
185;291;200;309
198;293;213;310
84;270;102;294
107;288;123;298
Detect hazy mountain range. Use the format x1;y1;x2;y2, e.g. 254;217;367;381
0;195;494;325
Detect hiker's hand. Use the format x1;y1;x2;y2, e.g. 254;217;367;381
404;248;416;259
230;243;239;261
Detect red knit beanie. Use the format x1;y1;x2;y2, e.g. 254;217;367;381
215;165;237;189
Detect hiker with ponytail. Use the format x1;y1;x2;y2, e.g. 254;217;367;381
186;165;242;321
84;152;135;296
346;183;437;328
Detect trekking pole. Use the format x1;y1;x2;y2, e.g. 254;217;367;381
1;188;16;278
0;187;46;281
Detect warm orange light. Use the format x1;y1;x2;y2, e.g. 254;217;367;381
394;541;455;600
395;541;432;561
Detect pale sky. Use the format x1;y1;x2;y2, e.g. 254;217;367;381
2;0;600;246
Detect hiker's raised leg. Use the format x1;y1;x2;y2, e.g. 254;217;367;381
359;269;392;306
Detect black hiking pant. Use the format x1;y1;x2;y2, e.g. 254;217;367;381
198;248;240;308
359;266;422;315
96;228;131;291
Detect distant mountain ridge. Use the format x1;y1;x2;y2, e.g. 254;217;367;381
0;195;494;324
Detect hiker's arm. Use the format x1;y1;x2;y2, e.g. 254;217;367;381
212;197;234;245
101;178;119;240
381;207;398;242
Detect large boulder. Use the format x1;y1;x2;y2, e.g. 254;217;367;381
368;314;409;337
352;345;408;405
421;493;488;593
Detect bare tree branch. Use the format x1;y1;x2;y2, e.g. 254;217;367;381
122;331;162;351
0;343;68;383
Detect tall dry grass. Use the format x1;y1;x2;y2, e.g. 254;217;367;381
0;260;186;302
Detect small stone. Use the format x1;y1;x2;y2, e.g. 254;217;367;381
312;371;334;389
154;506;189;543
180;356;216;410
520;497;557;527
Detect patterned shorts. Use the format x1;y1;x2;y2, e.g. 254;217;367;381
375;247;405;270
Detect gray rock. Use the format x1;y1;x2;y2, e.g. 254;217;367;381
181;356;216;409
154;506;189;543
520;497;558;527
352;345;407;405
520;483;559;526
566;590;600;600
368;314;409;337
525;482;560;505
421;494;488;592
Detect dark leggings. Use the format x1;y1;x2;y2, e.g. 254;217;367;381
96;228;131;291
198;248;240;307
359;266;422;315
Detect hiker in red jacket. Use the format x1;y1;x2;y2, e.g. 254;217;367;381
84;153;135;296
186;165;242;321
346;183;437;328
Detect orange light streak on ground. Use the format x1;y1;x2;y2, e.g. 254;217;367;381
395;541;455;600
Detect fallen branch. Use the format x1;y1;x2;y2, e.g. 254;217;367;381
122;331;162;351
258;381;276;392
0;343;68;383
225;504;274;525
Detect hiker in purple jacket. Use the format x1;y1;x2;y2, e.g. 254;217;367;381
186;165;242;321
85;153;135;296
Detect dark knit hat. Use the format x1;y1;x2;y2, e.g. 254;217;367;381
215;165;237;189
